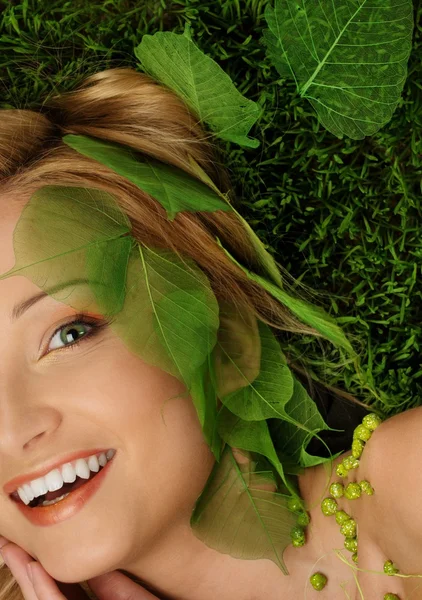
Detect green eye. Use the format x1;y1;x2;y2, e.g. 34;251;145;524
49;319;93;352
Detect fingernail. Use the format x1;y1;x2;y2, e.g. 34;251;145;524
26;562;34;583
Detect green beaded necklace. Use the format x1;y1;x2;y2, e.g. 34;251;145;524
297;413;401;599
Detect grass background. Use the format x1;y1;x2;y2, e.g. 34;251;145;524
0;0;421;415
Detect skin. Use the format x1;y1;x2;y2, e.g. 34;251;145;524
0;190;421;599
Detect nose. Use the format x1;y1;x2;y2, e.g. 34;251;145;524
0;374;61;457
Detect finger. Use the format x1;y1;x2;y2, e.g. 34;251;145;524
1;541;89;600
87;571;161;600
0;543;39;600
30;563;91;600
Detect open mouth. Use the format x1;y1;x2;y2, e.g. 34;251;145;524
10;467;105;509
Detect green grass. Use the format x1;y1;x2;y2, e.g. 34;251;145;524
0;0;421;415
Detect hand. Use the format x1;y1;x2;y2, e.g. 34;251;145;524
0;536;161;600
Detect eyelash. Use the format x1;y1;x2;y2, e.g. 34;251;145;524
45;313;113;357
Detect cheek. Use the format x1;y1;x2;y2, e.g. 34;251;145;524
98;355;215;514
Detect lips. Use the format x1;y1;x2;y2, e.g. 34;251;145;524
11;452;116;527
3;448;113;497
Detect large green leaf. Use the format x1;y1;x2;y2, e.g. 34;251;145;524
217;240;357;359
268;375;335;468
62;135;232;221
217;406;296;494
263;0;414;139
188;156;284;289
191;446;296;575
0;186;133;316
0;185;221;394
111;243;221;390
135;30;261;148
218;320;296;421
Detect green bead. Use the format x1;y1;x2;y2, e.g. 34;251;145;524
384;560;399;576
353;424;372;442
297;511;310;526
336;463;349;478
359;480;374;495
291;526;305;547
340;518;356;538
344;537;358;553
352;552;358;563
335;510;351;525
321;497;338;516
310;572;327;591
287;497;303;512
330;483;344;498
344;482;362;500
352;439;365;458
362;413;382;431
384;594;400;600
342;455;360;470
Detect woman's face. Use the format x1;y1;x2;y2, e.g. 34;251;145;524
0;193;216;582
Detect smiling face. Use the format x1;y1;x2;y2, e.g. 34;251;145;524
0;189;216;582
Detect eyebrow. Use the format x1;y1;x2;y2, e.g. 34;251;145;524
11;279;91;322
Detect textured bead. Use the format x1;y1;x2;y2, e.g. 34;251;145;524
351;438;365;458
336;463;349;478
362;413;382;431
291;526;305;547
359;480;374;495
297;511;310;526
310;572;328;591
287;497;303;512
344;482;362;500
340;518;357;538
329;483;344;498
353;424;372;442
344;537;358;553
384;560;399;576
321;497;338;516
342;456;360;470
384;594;400;600
352;552;358;563
335;510;351;525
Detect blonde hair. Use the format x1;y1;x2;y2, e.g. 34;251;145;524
0;67;371;600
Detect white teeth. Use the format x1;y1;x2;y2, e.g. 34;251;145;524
30;476;49;499
15;450;116;506
88;455;100;473
61;462;77;484
74;458;91;480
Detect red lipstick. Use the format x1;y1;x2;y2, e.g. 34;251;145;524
3;448;113;495
9;452;116;527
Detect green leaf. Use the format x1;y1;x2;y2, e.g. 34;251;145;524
0;185;221;396
190;346;223;461
263;0;414;139
0;185;133;316
135;31;261;148
188;156;283;289
217;241;357;359
62;135;232;220
268;375;334;468
111;243;221;390
218;320;296;421
217;406;296;494
191;446;296;575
